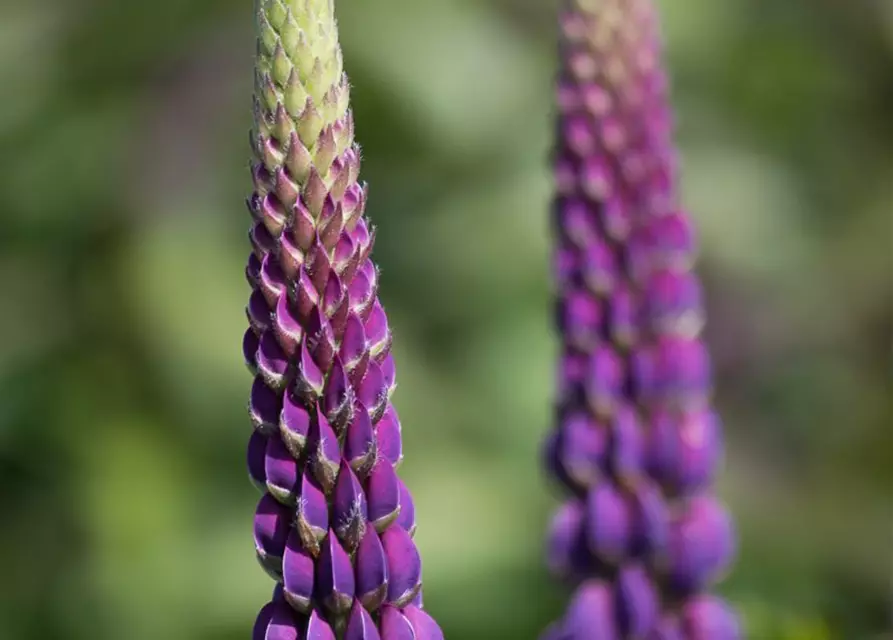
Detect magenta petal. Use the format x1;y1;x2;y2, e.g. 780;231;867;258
378;605;416;640
250;377;282;436
264;433;299;504
631;483;670;563
280;390;311;458
355;526;389;611
296;468;328;556
682;596;741;640
247;430;268;491
649;408;722;496
308;407;341;493
404;606;444;640
306;306;337;373
344;600;381;640
395;478;416;536
381;525;422;607
379;353;396;397
248;290;273;334
558;289;602;351
315;530;356;616
254;493;291;578
344;405;377;478
585;481;631;564
333;460;368;552
282;530;314;613
649;617;685;640
376;405;403;467
564;581;618;640
305;609;337;640
646;269;703;336
615;565;658;638
366;458;400;532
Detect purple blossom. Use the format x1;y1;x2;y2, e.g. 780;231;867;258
245;1;442;637
544;0;739;637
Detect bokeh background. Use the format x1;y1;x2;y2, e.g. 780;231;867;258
0;0;890;638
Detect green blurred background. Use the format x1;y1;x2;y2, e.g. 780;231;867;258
0;0;890;638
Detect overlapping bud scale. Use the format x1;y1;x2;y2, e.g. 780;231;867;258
244;2;442;638
544;1;739;638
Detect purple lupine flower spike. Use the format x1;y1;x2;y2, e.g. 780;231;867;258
544;0;739;637
246;1;442;637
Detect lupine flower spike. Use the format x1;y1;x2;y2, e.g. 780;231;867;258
244;1;443;637
544;1;740;638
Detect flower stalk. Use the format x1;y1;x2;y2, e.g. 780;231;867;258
543;1;739;638
243;1;443;637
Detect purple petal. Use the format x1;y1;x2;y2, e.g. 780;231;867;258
253;601;275;640
340;312;369;372
404;606;443;640
315;530;355;616
243;328;260;374
682;596;741;640
247;430;268;491
376;404;403;467
586;346;624;419
344;600;381;640
609;405;644;484
366;458;400;532
280;390;311;458
546;500;592;579
555;412;608;490
382;525;422;607
264;600;301;640
295;340;325;405
365;300;391;358
333;460;368;552
324;356;355;433
248;290;273;334
305;609;337;640
254;493;291;578
585;481;632;564
607;284;638;349
274;292;304;358
344;405;377;478
308;407;341;493
358;360;388;423
564;581;618;640
668;495;735;593
264;432;299;504
615;565;658;638
282;530;314;613
582;237;617;295
558;289;603;351
355;525;389;611
296;468;328;556
260;253;287;308
648;617;685;640
250;377;282;436
648;408;722;496
395;478;416;536
306;306;337;373
631;483;670;563
378;606;416;640
645;269;703;337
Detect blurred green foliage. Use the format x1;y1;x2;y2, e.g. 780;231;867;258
0;0;890;638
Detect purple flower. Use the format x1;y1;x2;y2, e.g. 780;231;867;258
246;1;441;637
544;1;739;637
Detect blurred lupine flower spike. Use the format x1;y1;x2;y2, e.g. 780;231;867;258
244;1;443;637
544;1;740;638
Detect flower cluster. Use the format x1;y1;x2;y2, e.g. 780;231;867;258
244;2;442;637
543;1;739;638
